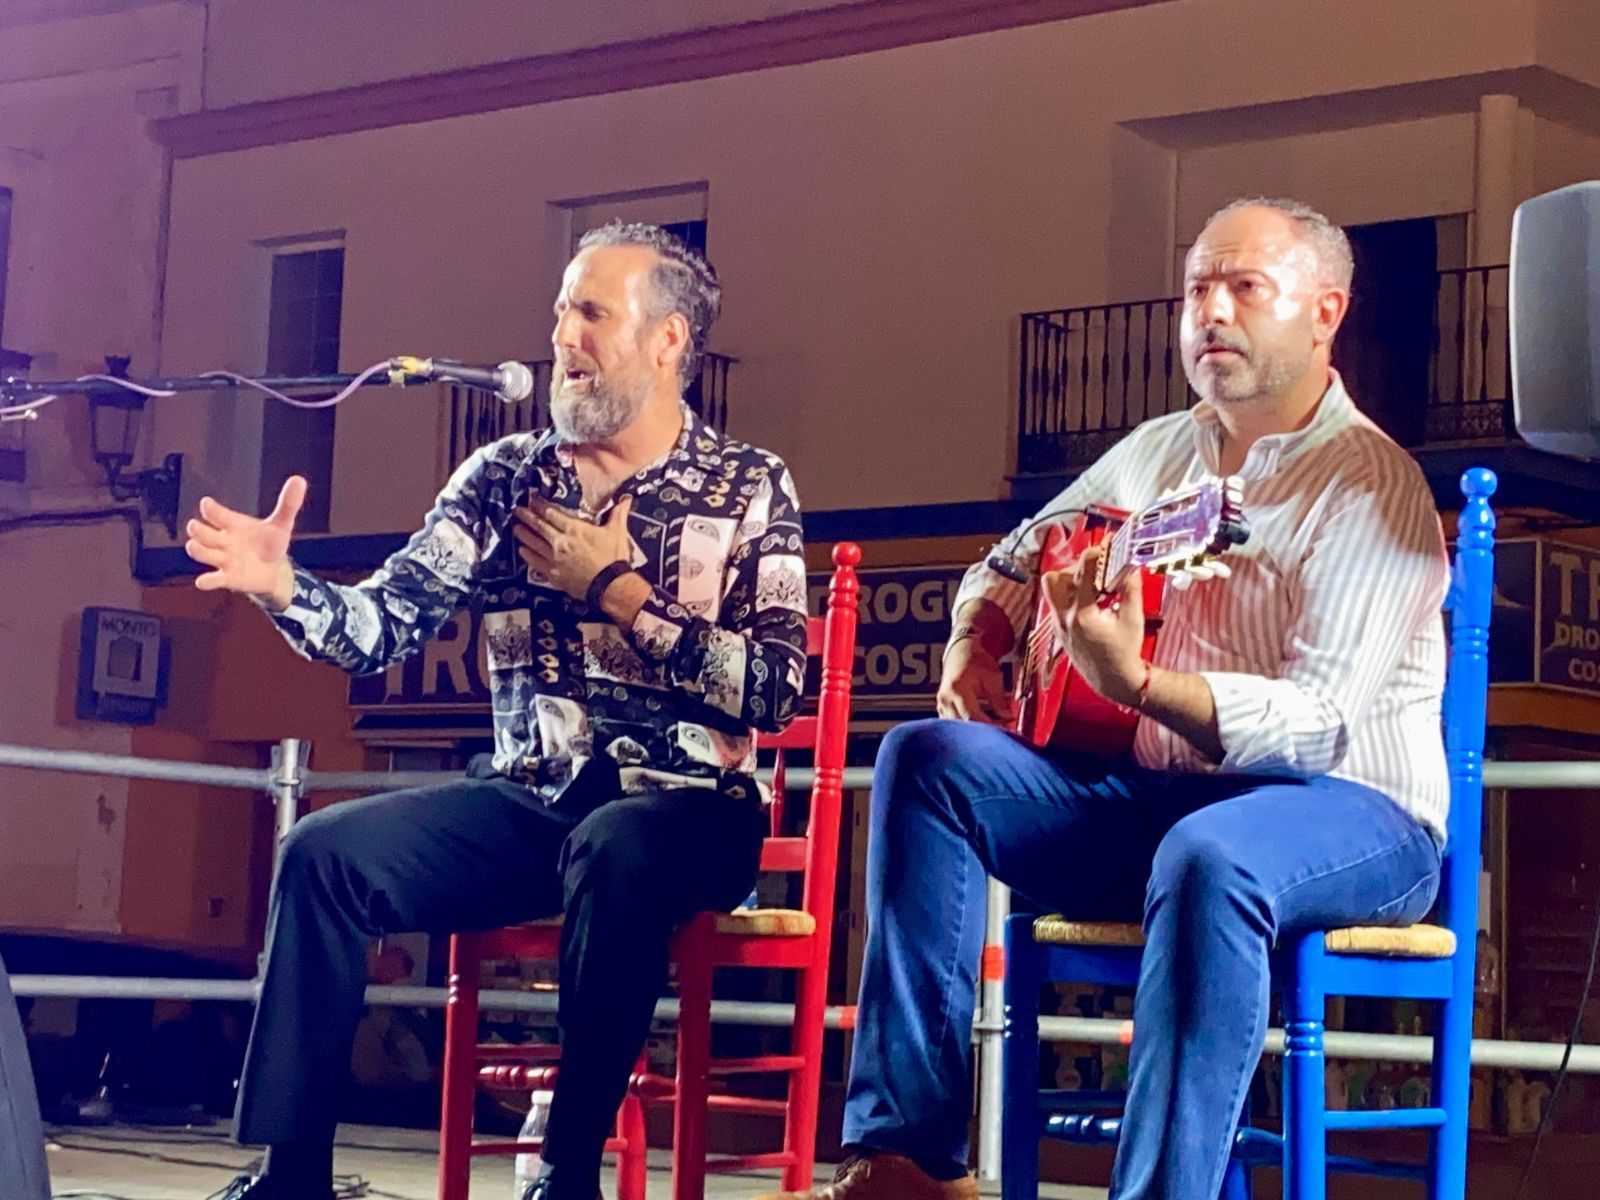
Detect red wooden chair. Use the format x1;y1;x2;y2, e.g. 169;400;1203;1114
438;542;862;1199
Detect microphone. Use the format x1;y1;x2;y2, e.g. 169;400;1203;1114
391;356;536;403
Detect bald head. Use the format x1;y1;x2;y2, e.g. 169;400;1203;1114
1180;198;1352;408
1203;197;1353;291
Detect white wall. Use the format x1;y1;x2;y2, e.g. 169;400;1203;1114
0;2;204;934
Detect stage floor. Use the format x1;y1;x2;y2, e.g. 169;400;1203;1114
45;1122;1104;1199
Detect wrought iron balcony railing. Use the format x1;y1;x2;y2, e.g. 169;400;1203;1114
1016;266;1511;476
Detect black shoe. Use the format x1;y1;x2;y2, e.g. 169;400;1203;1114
215;1175;337;1200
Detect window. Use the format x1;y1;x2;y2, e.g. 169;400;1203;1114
260;245;343;531
563;184;709;257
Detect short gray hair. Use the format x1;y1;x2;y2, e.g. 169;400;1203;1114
1205;197;1355;291
577;221;721;386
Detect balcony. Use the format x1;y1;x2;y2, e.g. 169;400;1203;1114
1015;266;1513;477
444;352;736;471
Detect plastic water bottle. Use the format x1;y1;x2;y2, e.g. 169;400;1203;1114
513;1088;554;1199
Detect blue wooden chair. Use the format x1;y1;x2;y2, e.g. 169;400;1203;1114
1001;467;1496;1200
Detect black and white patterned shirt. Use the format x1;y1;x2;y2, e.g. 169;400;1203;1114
266;406;809;802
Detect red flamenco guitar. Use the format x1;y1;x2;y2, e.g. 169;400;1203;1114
1013;476;1250;756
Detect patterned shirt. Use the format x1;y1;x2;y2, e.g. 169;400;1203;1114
956;374;1452;838
266;405;810;801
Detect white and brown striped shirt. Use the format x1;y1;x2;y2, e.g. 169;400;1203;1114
957;374;1451;838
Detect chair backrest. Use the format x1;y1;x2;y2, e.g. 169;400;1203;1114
755;543;861;927
1438;468;1497;969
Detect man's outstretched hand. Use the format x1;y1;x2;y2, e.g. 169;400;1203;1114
184;475;306;611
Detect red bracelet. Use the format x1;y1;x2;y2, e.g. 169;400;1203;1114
1135;661;1154;710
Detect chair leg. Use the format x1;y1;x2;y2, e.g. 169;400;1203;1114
618;1067;649;1200
1427;992;1472;1199
672;952;714;1200
438;934;481;1200
1282;936;1328;1200
782;953;827;1193
1002;914;1042;1200
1220;1156;1254;1200
1221;1095;1255;1200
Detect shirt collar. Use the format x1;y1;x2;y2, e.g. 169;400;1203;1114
1189;370;1355;476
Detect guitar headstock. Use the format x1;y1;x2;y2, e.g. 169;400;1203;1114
1098;476;1250;593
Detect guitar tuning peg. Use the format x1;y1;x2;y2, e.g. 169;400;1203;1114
1186;563;1216;582
1168;571;1195;591
1208;560;1233;579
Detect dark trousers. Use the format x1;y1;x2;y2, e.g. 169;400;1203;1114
0;952;50;1200
234;771;765;1180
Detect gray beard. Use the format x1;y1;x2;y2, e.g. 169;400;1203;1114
1185;344;1309;407
550;375;647;443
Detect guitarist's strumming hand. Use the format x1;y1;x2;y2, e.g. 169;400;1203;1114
937;600;1016;725
1041;544;1148;710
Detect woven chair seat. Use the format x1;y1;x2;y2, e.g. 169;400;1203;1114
1032;918;1147;947
1323;924;1456;958
1032;917;1457;960
712;907;816;937
514;908;816;938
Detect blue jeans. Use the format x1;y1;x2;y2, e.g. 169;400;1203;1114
841;719;1441;1200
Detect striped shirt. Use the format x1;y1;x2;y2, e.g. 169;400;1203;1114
956;374;1451;838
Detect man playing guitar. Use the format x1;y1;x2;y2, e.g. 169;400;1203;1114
761;198;1451;1200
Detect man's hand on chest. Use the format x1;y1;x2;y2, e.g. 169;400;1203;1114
513;494;637;603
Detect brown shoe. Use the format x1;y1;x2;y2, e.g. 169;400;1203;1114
749;1152;977;1200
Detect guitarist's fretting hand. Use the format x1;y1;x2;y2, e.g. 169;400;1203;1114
1042;544;1149;709
937;634;1015;725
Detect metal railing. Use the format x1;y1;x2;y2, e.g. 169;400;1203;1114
1016;266;1514;476
3;739;1599;1184
444;352;737;472
443;360;555;470
1017;296;1190;474
1426;265;1512;443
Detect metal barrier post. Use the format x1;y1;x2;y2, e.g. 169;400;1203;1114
976;877;1011;1182
269;737;308;868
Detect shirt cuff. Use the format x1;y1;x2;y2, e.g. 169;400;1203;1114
1196;670;1272;771
257;566;337;645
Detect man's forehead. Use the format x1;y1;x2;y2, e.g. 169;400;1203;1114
568;243;654;277
1185;226;1315;277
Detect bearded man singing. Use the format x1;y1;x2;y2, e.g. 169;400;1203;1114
185;223;809;1200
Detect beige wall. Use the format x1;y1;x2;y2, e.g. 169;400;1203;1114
0;2;204;935
154;0;1588;534
1532;116;1600;197
1537;0;1600;93
1174;116;1480;243
202;0;853;108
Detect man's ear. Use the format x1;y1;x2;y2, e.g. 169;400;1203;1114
1313;285;1350;347
657;312;691;377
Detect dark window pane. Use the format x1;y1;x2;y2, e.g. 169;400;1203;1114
272;252;318;303
262;246;343;530
661;219;708;254
318;248;344;295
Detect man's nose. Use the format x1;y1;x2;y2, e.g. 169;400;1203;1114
1197;285;1236;326
553;310;582;350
